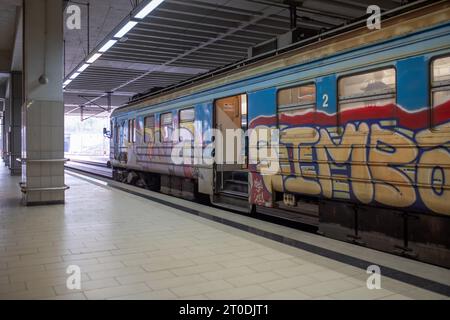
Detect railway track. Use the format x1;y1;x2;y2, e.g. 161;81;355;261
65;160;113;179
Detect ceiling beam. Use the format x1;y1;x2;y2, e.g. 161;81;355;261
73;4;286;110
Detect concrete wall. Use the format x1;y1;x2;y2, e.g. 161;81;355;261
8;72;22;175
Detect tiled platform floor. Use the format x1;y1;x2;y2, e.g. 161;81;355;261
0;165;449;300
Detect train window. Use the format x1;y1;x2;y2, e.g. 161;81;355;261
277;84;316;138
278;84;316;109
128;120;131;142
431;57;450;127
144;116;155;143
338;68;396;127
433;91;450;108
122;121;128;142
432;56;450;84
241;95;248;129
339;69;396;99
161;112;173;143
179;108;195;142
128;119;136;143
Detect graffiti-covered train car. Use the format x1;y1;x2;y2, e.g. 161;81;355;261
110;2;450;268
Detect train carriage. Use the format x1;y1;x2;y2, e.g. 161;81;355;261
110;1;450;268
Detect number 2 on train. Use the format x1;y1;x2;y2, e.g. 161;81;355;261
322;94;329;108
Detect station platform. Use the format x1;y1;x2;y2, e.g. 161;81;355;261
0;165;449;300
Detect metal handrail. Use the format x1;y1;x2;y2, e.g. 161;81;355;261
16;158;70;163
19;182;70;193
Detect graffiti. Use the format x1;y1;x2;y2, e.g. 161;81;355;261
252;176;266;206
250;101;450;215
113;98;449;216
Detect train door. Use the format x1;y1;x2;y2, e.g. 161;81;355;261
213;94;249;208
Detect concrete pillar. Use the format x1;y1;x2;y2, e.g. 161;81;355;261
21;0;66;205
0;100;4;163
8;72;22;176
3;97;10;167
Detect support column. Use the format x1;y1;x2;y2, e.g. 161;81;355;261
8;72;22;176
3;97;10;167
0;100;4;163
22;0;66;205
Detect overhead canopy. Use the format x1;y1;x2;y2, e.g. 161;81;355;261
63;0;413;118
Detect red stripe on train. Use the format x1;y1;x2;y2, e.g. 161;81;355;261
250;100;450;130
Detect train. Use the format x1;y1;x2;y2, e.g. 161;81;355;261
109;1;450;268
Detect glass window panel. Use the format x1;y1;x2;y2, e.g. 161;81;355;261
180;108;195;122
279;106;315;118
179;123;194;142
122;121;128;143
433;56;450;83
241;95;247;116
179;108;195;142
163;127;173;142
131;119;136;143
145;116;155;128
278;89;292;107
340;97;396;112
161;113;172;125
161;113;173;142
295;84;316;105
144;116;155;143
339;68;396;98
433;90;450;107
278;84;316;108
128;119;135;143
127;120;130;142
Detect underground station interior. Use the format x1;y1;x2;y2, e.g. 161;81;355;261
0;0;449;306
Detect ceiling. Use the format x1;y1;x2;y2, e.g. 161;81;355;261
0;0;21;103
0;0;20;91
62;0;409;118
0;0;421;120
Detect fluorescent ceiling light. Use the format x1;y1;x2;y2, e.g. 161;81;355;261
77;63;90;73
63;79;72;87
86;53;102;64
99;39;117;53
69;72;80;80
114;21;138;39
134;0;165;19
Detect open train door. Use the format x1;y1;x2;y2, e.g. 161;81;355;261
213;94;249;211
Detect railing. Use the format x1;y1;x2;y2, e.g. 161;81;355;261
16;158;70;163
19;182;70;193
16;158;71;193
